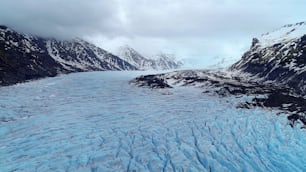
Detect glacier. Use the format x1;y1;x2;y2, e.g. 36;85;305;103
0;71;305;171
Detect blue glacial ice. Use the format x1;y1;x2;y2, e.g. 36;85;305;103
0;71;305;171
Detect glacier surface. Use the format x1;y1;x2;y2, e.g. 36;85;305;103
0;71;305;171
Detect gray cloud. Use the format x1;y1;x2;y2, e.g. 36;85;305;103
0;0;305;66
0;0;121;38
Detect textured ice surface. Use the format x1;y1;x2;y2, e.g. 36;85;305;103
0;71;305;172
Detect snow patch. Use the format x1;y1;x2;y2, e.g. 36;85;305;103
258;22;306;48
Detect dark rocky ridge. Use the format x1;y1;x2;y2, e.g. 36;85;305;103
231;22;306;95
0;25;137;86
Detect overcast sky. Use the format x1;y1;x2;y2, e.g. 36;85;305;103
0;0;305;67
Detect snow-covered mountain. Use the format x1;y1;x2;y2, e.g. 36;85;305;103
117;45;183;70
0;26;137;86
117;46;156;70
153;53;184;70
231;21;306;94
46;39;136;71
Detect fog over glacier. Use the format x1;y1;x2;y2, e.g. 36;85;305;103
0;0;305;67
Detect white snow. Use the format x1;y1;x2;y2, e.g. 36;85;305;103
258;22;306;48
47;40;106;71
117;45;182;70
46;41;75;70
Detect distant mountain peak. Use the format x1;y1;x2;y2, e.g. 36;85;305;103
117;45;183;70
117;45;143;58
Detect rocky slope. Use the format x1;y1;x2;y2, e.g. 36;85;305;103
117;45;183;70
0;26;137;86
231;22;306;95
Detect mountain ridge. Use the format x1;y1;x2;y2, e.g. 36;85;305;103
117;45;183;70
0;25;137;86
231;21;306;94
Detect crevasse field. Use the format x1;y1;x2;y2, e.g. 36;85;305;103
0;71;305;172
